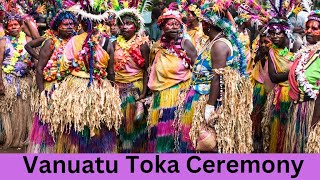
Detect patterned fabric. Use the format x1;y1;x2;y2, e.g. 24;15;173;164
117;80;148;152
192;38;233;95
60;32;110;79
148;80;190;153
114;35;149;83
239;30;251;64
263;46;294;153
148;38;192;91
251;82;268;153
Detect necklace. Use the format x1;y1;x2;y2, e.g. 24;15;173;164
2;32;26;74
294;42;320;99
43;36;70;81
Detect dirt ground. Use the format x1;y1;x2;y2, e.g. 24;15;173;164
0;146;26;153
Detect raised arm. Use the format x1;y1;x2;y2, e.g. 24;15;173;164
23;18;40;39
24;37;45;60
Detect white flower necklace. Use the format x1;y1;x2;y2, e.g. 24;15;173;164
294;42;320;99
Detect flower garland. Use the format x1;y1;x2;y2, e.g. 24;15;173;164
294;42;320;99
188;4;201;19
160;34;192;69
115;35;148;71
43;35;70;82
2;32;26;74
75;32;108;86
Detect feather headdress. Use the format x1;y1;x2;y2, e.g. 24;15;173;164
235;0;270;25
111;0;152;35
201;1;247;76
67;0;111;22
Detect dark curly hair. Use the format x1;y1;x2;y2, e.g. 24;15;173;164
50;11;77;31
3;14;23;29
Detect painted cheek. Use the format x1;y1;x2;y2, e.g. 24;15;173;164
312;30;320;36
127;24;136;31
7;22;16;30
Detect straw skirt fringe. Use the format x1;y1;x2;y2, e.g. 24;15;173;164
0;74;33;148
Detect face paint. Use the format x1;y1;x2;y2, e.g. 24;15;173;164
6;20;21;37
163;19;181;39
305;20;320;44
119;17;137;40
58;19;75;38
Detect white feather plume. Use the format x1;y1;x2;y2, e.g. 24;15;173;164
302;0;312;13
68;4;110;22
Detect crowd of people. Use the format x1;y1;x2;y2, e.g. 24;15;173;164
0;0;319;154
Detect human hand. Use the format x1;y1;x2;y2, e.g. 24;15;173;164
204;104;219;125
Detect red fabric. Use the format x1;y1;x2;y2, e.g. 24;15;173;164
288;59;300;101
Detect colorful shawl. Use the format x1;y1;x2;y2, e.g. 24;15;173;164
60;32;109;80
114;34;149;83
148;39;191;91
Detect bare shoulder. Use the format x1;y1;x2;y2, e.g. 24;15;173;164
183;39;194;50
211;40;230;53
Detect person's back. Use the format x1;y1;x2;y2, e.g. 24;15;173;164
149;8;162;41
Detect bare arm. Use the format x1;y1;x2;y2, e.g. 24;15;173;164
24;37;45;60
136;42;150;101
0;38;6;95
37;39;53;92
23;19;40;39
207;41;230;106
268;53;289;84
183;39;197;65
105;38;115;82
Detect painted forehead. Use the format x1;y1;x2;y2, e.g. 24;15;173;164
165;18;180;24
306;20;320;27
61;19;74;23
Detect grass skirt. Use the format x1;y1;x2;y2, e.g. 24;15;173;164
262;85;291;153
117;80;148;153
306;121;320;153
189;68;253;153
0;74;33;148
37;76;122;153
176;88;200;153
251;82;268;153
284;101;315;153
39;76;122;135
148;80;190;153
27;82;57;153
